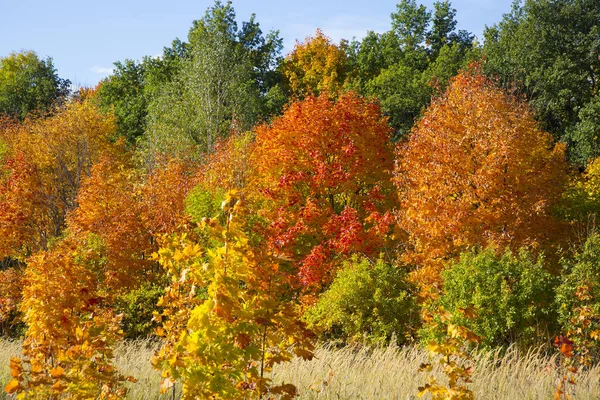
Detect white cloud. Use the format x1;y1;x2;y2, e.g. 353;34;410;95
90;66;114;75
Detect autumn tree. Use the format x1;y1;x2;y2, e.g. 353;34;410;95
282;29;349;98
153;192;314;399
251;92;397;290
140;159;198;237
186;130;255;224
6;142;196;399
395;68;569;288
6;234;135;399
0;94;118;259
68;155;155;288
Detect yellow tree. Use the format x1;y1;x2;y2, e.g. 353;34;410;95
395;67;569;288
282;29;349;98
153;192;314;399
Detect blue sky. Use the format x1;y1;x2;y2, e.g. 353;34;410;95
1;0;515;87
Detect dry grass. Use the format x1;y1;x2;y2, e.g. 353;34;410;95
0;339;599;399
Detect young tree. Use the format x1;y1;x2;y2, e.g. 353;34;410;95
153;192;314;399
251;93;397;289
395;68;569;288
68;156;154;288
6;234;135;399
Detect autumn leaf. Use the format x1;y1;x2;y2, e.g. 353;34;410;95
4;379;20;394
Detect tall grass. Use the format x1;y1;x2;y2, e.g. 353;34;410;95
0;339;599;399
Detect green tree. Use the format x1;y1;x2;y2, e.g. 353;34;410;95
95;38;189;146
483;0;600;164
428;1;473;59
0;51;70;120
348;1;474;139
142;1;281;162
391;0;431;53
365;63;430;139
95;60;147;145
556;233;600;363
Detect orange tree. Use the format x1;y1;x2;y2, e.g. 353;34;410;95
0;94;118;259
6;233;135;399
5;155;145;398
139;158;197;238
250;92;397;291
5;156;200;398
395;67;569;289
0;93;122;339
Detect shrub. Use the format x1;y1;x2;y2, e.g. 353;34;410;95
305;256;418;346
556;233;600;360
114;281;165;338
422;247;558;348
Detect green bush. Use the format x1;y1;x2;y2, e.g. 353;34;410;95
556;233;600;356
185;185;224;223
114;281;165;339
422;247;558;348
304;256;418;346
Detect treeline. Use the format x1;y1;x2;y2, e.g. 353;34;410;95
0;0;599;398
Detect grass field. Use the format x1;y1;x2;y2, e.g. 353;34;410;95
1;339;599;399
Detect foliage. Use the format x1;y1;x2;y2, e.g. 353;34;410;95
364;63;430;140
142;1;281;161
95;60;148;145
153;192;314;399
418;306;480;400
139;158;197;237
554;335;578;400
95;40;190;146
422;247;557;348
192;130;254;199
0;95;119;259
395;68;569;287
560;156;600;226
282;29;349;98
305;256;418;346
348;0;474;139
186;185;224;224
0;266;24;337
68;155;153;289
483;0;600;164
251;92;397;290
0;51;70;121
114;281;165;339
6;234;134;399
556;233;600;364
